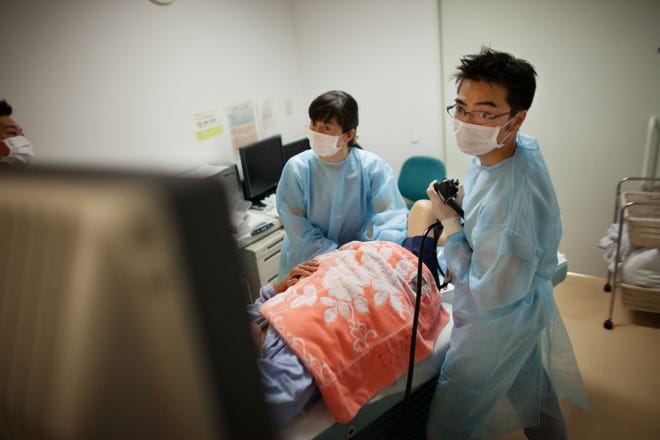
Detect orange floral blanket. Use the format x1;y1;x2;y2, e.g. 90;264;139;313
259;241;449;423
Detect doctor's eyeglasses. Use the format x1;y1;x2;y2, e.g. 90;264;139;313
446;105;518;125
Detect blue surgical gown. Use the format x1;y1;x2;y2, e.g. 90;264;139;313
276;147;408;278
427;133;590;439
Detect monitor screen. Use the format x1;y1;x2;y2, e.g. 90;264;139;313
282;137;310;163
0;168;275;439
239;135;284;202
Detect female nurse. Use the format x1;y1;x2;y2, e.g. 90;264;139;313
276;90;408;278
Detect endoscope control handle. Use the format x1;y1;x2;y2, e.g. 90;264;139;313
433;180;464;218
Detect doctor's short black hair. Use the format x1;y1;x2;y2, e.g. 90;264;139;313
309;90;360;147
0;99;13;117
453;47;537;111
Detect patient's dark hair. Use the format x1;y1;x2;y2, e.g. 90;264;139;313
0;99;13;117
309;90;360;148
453;47;537;111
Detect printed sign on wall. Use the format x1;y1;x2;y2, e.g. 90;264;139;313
191;110;223;142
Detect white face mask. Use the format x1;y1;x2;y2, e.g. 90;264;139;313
2;135;34;167
453;118;515;156
307;128;342;157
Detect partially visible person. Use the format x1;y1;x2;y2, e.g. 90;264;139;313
423;47;589;439
248;201;450;428
0;99;34;168
276;90;408;278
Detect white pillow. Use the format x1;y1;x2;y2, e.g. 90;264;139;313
621;248;660;288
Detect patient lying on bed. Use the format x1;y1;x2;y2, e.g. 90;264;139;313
247;202;451;428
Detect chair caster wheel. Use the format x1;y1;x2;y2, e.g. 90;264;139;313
603;319;613;330
603;284;612;292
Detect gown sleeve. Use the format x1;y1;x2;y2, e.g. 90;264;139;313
445;223;540;311
363;159;408;244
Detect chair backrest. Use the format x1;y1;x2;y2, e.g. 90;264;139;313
398;156;446;206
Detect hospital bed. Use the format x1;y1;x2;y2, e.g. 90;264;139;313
279;257;568;439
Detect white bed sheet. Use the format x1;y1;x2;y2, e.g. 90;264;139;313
279;301;454;440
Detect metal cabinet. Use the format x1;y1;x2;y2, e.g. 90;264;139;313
240;227;285;301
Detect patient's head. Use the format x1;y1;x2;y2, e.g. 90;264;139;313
0;99;33;167
0;99;22;157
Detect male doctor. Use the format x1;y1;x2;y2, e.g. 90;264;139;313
1;99;34;168
424;48;589;439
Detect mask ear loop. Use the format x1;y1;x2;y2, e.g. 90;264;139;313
341;129;358;149
497;112;520;147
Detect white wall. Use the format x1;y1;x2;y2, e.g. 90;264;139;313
291;0;444;175
2;0;444;175
3;0;658;277
439;0;660;276
0;0;308;172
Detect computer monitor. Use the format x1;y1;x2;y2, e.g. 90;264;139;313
0;168;275;439
238;135;284;202
182;162;252;215
214;163;251;212
282;137;310;163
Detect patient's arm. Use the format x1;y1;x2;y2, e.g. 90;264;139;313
273;259;319;293
248;260;320;350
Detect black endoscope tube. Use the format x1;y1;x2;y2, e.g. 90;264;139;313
387;220;442;440
445;198;464;218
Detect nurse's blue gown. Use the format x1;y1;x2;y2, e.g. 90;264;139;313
276;147;408;278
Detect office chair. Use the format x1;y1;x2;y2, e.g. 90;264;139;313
398;155;446;208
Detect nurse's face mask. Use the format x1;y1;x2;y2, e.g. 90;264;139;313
2;135;34;167
307;128;344;157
